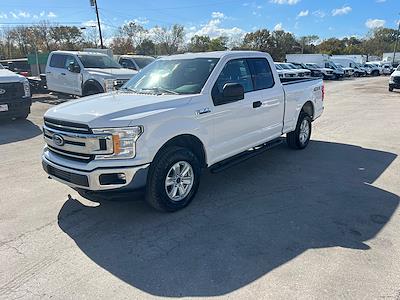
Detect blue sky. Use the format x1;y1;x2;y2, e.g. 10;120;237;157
0;0;399;41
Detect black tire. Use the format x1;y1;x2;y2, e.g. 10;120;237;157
372;70;379;76
287;113;312;150
389;86;394;92
145;146;201;212
83;86;101;96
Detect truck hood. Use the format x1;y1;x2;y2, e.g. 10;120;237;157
391;71;400;77
0;69;27;83
85;68;137;79
45;91;192;128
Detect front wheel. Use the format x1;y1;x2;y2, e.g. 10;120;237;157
287;113;312;150
145;146;201;212
389;86;394;92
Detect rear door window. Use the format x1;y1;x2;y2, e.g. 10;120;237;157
247;58;274;90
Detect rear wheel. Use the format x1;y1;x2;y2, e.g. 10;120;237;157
145;146;201;212
287;113;312;150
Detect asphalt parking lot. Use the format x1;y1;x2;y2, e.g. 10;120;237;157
0;77;399;299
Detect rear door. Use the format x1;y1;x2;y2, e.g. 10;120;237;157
247;58;285;142
46;54;67;93
210;58;283;162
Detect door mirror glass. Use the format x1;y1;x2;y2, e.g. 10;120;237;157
68;62;81;73
222;83;244;102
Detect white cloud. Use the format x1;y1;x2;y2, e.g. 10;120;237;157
211;11;225;19
18;11;30;18
40;11;45;17
332;6;352;16
270;0;300;5
365;18;386;29
10;12;18;19
47;11;57;18
312;10;326;18
274;22;283;30
0;12;7;19
297;10;309;18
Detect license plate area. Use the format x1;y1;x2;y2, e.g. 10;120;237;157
0;104;8;112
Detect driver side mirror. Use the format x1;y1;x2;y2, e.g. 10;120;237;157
222;83;244;102
68;62;81;73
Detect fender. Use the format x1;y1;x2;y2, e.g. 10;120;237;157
133;115;211;166
82;79;104;94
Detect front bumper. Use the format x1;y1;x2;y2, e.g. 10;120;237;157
389;83;400;89
0;97;31;119
42;155;149;191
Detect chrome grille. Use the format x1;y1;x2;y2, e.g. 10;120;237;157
43;120;114;162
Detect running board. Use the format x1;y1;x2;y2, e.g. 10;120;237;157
209;138;283;174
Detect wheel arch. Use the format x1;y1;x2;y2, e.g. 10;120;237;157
155;134;208;168
301;100;315;119
82;79;104;95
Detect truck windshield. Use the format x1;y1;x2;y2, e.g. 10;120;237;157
78;55;121;69
134;57;155;69
278;64;292;70
122;58;219;95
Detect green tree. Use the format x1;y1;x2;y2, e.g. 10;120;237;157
136;39;156;55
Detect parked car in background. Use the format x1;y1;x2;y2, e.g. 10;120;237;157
42;51;324;212
275;63;297;79
335;63;354;77
364;62;382;76
389;65;400;92
276;63;311;78
45;51;137;97
304;63;335;79
118;55;155;71
331;57;366;77
0;63;31;120
380;63;393;75
322;61;345;79
0;58;31;77
289;62;323;78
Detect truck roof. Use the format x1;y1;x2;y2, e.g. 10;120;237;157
50;50;108;56
159;51;268;60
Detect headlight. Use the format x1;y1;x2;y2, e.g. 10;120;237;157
23;80;30;97
104;79;115;92
92;126;143;159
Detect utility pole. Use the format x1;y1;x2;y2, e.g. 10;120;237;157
393;13;400;65
90;0;104;48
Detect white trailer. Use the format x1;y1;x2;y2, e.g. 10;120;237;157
286;54;331;65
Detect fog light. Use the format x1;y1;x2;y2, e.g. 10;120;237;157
99;173;127;185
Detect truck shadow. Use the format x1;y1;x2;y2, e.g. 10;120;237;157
0;119;42;145
57;141;399;297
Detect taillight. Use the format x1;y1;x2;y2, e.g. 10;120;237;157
322;84;325;101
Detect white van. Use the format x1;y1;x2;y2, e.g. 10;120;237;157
46;51;137;96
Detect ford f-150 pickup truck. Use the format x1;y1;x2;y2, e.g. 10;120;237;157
42;51;324;212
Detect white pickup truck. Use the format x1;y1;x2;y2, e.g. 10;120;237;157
46;51;137;96
0;63;31;120
42;51;324;212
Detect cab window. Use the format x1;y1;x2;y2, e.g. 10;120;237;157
247;58;274;90
49;54;67;68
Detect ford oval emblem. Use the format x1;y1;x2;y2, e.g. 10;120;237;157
0;89;5;95
53;134;65;146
